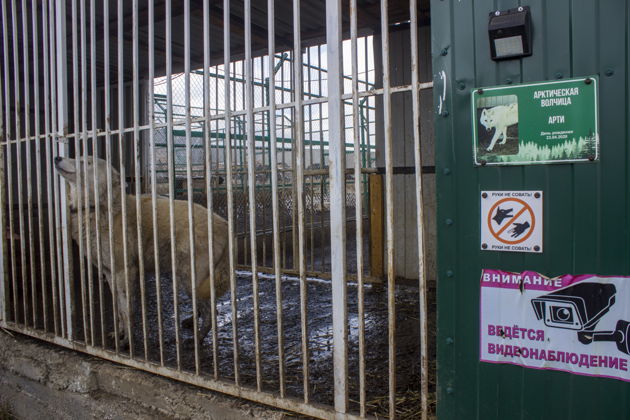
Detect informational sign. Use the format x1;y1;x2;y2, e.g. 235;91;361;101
472;76;599;165
481;269;630;382
481;191;543;253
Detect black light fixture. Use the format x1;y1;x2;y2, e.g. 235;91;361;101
488;6;532;61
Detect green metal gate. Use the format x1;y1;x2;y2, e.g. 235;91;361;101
433;0;630;418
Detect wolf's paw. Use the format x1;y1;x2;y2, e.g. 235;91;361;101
108;330;129;348
181;315;195;329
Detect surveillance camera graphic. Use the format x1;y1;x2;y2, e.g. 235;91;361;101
531;282;630;355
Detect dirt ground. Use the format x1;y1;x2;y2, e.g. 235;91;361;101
111;270;437;418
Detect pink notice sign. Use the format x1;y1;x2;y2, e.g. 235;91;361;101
480;269;630;382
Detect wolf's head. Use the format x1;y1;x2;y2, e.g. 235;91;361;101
54;156;122;211
480;108;495;131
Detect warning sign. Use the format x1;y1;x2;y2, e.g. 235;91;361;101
481;190;543;253
481;269;630;383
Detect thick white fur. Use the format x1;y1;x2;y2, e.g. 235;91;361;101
480;103;518;152
55;156;230;346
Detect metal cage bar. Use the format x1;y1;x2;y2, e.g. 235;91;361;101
326;0;349;414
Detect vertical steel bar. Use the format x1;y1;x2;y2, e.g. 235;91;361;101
49;0;65;338
148;0;164;366
71;0;88;342
223;0;240;384
55;0;73;340
267;0;286;397
117;0;133;357
244;0;262;391
280;60;286;271
317;45;324;271
380;0;397;416
132;0;148;361
409;2;428;418
2;0;19;326
11;0;29;327
88;0;104;350
183;0;201;373
325;0;348;414
202;0;218;378
42;0;58;334
21;0;38;328
306;48;314;272
80;0;92;344
31;0;47;331
293;0;310;403
0;28;6;323
349;0;366;415
165;0;181;369
103;0;118;352
81;1;94;344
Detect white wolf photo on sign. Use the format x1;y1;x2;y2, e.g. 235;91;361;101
476;94;519;157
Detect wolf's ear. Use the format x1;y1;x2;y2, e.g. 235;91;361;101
481;109;487;117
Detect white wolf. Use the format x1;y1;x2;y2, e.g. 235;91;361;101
54;156;230;347
480;103;518;152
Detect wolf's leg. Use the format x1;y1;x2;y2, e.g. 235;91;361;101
113;266;138;349
197;298;213;342
486;129;501;151
499;125;509;144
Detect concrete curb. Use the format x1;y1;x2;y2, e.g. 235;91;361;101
0;330;289;420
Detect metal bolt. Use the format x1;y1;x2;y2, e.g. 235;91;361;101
446;387;454;395
605;69;614;77
441;48;449;56
442;110;449;117
445;218;453;226
477;88;484;95
518;6;524;11
588;155;595;161
482;192;488;199
443;168;451;175
482;243;488;249
446;337;454;345
480;159;487;166
495;10;501;16
458;82;466;90
505;78;513;85
584;78;592;85
446;270;454;278
534;192;541;199
534;245;541;252
555;72;563;79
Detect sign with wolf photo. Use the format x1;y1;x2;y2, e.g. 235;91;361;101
472;76;599;165
481;269;630;382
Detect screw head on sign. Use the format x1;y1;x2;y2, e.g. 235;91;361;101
588;155;595;161
482;243;488;249
480;160;487;166
534;245;541;252
477;88;484;95
584;78;592;85
534;192;541;199
482;192;488;199
446;270;454;278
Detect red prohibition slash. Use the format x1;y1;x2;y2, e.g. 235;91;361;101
487;197;536;245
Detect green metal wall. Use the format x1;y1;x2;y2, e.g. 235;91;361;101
432;0;630;418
